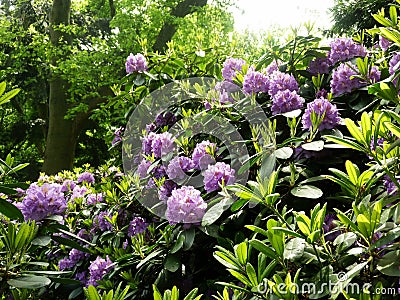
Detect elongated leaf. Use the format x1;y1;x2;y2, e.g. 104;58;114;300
291;185;323;199
0;198;24;221
249;239;276;259
324;136;365;152
52;236;91;254
8;275;51;289
345;160;359;185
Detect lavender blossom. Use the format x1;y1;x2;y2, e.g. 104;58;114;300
112;127;124;146
166;186;207;224
20;183;66;221
93;211;113;232
77;172;95;184
166;156;194;180
242;67;269;95
270;89;305;115
192;141;217;170
128;216;148;237
379;36;391;52
87;256;114;287
322;213;341;242
383;175;399;196
203;162;236;193
264;60;281;75
155;111;177;127
158;180;178;202
302;98;341;131
389;52;400;76
86;193;103;206
268;71;299;98
70;185;88;201
137;159;152;179
307;57;331;75
328;38;367;65
61;180;76;192
222;57;246;82
126;53;148;74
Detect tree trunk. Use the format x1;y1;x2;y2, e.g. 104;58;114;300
152;0;207;52
42;0;75;174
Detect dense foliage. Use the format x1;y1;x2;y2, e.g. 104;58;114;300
2;0;400;300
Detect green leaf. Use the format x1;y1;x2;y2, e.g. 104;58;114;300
235;241;248;265
345;119;365;145
170;233;185;254
385;122;400;139
183;227;195;251
164;254;181;272
345;160;359;185
245;263;258;286
283;238;306;261
228;269;252;286
249;239;276;259
8;275;51;289
333;232;357;250
301;140;324;151
85;285;101;300
324;136;365;152
275;147;293;159
0;88;20;106
0;198;24;221
390;5;398;25
330;262;368;300
377;250;400;276
245;225;269;237
291;185;323;199
52;236;91;254
32;235;52;246
0;82;6;96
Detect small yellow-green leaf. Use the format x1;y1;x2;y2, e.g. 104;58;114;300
345;160;359;185
345;119;365;145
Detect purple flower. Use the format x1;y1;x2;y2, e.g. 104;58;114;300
77;172;95;184
137;159;152;179
58;258;74;270
146;123;157;132
270;89;305;115
264;60;281;75
93;211;113;232
128;216;148;237
158;180;178;202
192;141;217;170
166;186;207;224
213;81;239;104
384;175;399;196
75;271;88;286
323;214;341;242
328;38;367;65
153;165;167;179
203;162;236;193
330;63;380;96
155;111;177;127
61;180;76;192
70;185;88;201
222;57;246;82
389;52;400;76
112;127;124;146
20;183;66;221
142;132;175;158
86;193;103;206
302;98;341;131
126;53;148;74
315;89;328;99
379;36;391;52
87;256;114;287
242;68;269;95
166;156;194;180
268;71;299;98
307;57;331;75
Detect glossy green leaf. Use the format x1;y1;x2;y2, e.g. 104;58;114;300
8;275;51;289
291;185;323;199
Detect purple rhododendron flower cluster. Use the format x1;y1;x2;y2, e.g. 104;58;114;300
330;63;380;96
86;193;103;206
192;140;217;170
389;52;400;76
242;68;269;95
268;71;299;97
222;57;246;82
93;211;113;232
203;162;236;193
58;248;90;271
383;175;399;196
158;180;178;202
328;38;367;65
166;186;207;224
126;53;148;74
302;98;341;131
87;256;114;287
271;89;305;115
307;57;331;75
155;111;177;127
111;127;124;146
77;172;95;184
137;159;152;179
264;60;280;75
19;183;67;221
142;132;175;158
128;216;148;237
166;156;195;180
379;36;391;52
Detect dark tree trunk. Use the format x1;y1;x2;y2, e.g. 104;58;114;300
43;0;75;174
152;0;207;52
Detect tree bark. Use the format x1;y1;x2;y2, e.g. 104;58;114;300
42;0;75;174
152;0;207;52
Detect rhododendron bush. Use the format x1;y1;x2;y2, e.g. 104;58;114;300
2;2;400;300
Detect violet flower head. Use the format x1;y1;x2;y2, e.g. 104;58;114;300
146;123;157;132
242;68;269;95
61;180;76;192
158;180;178;202
166;186;207;224
270;89;305;115
70;185;88;201
302;98;341;131
389;52;400;76
87;256;114;287
330;62;362;96
77;172;95;184
203;162;236;193
328;38;367;65
264;60;280;75
268;71;299;98
75;271;88;286
137;159;152;179
153;164;167;179
379;36;391;52
222;57;246;82
213;81;239;104
322;213;341;242
166;156;194;180
111;127;124;146
383;175;399;196
307;57;331;75
315;89;328;99
93;211;113;232
20;183;66;221
86;193;103;206
128;216;149;237
151;132;175;159
155;111;177;127
192;140;217;170
126;53;148;74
